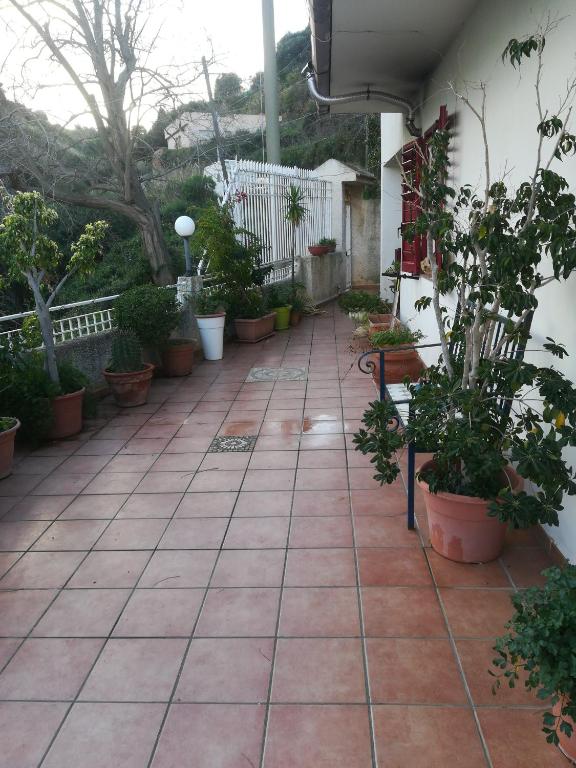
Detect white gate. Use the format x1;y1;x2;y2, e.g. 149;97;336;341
205;160;333;283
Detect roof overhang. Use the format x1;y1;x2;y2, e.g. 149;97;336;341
308;0;480;114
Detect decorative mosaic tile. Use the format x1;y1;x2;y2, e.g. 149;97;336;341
245;367;308;383
208;435;258;453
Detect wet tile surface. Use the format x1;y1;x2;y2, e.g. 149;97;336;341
0;304;558;767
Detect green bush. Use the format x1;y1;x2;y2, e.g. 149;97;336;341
231;289;267;320
265;284;292;308
338;291;391;314
493;566;576;746
192;291;227;317
370;326;424;348
114;285;179;349
108;331;145;373
0;348;57;443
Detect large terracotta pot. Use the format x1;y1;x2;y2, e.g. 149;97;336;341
235;313;276;343
416;460;523;563
161;340;194;377
50;388;85;440
553;697;576;762
368;314;395;329
0;419;20;480
290;310;302;326
369;348;425;384
308;245;330;256
104;364;154;407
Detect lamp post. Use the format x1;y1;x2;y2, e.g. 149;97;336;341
174;216;196;276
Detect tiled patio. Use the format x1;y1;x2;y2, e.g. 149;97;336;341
0;304;565;767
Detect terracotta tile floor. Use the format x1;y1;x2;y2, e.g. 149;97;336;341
0;304;565;767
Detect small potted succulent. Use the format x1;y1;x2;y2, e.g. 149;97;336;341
0;191;107;439
266;285;292;331
0;417;20;479
104;331;154;407
492;565;576;761
367;325;425;384
114;284;193;376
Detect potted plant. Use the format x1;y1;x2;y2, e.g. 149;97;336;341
354;34;576;563
104;331;154;407
290;290;307;326
368;326;425;384
338;290;392;320
284;185;308;301
0;192;107;439
319;236;337;253
0;417;20;479
113;284;191;375
308;242;331;256
266;284;291;331
492;565;576;761
195;203;273;347
192;291;227;361
233;289;276;343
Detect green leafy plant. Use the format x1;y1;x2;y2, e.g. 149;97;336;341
492;565;576;746
0;417;18;432
230;288;267;320
319;237;336;249
338;291;391;314
370;326;424;348
21;315;42;349
284;185;309;299
108;331;145;373
266;284;292;308
192;290;227;316
114;285;179;349
0;191;107;387
354;33;576;528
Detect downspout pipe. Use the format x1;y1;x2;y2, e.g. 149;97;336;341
302;62;421;137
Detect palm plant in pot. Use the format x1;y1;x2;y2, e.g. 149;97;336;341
284;185;309;303
0;192;107;438
492;565;576;761
354;34;576;563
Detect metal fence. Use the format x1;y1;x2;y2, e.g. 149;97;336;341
206;159;333;283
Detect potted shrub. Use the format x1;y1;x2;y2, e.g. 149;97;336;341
266;285;291;331
368;326;425;384
113;284;192;376
284;185;308;300
233;289;276;343
0;418;20;479
354;34;576;563
104;331;154;407
0;192;107;439
338;290;392;320
195;203;273;348
192;291;227;361
492;565;576;761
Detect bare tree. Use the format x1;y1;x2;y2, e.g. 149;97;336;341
2;0;206;285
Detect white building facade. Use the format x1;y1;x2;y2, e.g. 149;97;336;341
165;112;265;150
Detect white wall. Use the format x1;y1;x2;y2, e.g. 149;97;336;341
380;0;576;559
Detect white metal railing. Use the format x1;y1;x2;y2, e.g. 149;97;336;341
205;159;333;283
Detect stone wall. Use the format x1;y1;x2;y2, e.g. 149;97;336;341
54;330;114;388
299;251;346;305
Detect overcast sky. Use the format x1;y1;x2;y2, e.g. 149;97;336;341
0;0;310;126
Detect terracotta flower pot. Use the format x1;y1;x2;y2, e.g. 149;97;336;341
161;340;194;377
369;348;425;384
235;313;276;343
308;245;331;256
416;460;523;563
290;310;302;326
368;314;395;330
553;697;576;762
0;419;20;480
50;388;85;440
104;364;154;407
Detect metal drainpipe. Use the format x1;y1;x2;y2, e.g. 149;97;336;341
302;62;421;137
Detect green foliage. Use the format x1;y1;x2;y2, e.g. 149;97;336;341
214;73;243;105
338;291;391;314
114;285;179;349
284;185;308;228
230;288;267;320
266;284;292;308
0;417;18;432
108;331;144;373
354;35;576;529
57;361;89;396
21;315;42;349
492;566;576;746
319;237;336;248
370;326;424;348
192;291;227;316
0;347;57;443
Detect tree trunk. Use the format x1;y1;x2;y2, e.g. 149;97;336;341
138;208;174;286
27;275;60;386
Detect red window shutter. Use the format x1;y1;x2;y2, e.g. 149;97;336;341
400;140;425;274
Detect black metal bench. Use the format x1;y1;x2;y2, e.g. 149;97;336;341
357;310;533;529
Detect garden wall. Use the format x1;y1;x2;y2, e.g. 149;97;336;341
299;251;346;305
54;330;113;388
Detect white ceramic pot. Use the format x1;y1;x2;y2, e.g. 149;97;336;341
196;313;225;360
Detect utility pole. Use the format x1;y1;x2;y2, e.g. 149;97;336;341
261;0;281;164
202;55;228;184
